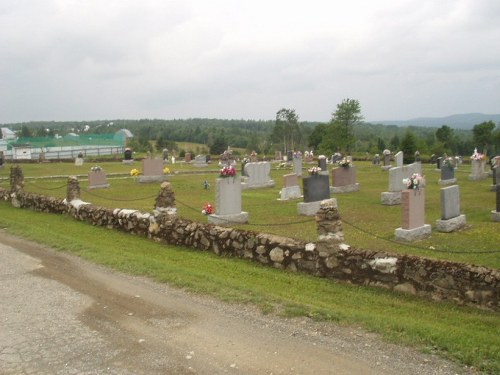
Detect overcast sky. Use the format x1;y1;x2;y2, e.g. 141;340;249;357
1;0;499;124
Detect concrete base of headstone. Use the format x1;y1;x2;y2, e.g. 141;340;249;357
297;200;329;216
491;211;500;222
138;175;168;183
241;180;275;190
208;212;249;226
438;178;457;185
279;186;302;200
468;173;488;181
381;165;392;171
89;183;110;189
436;215;467;232
381;191;401;205
330;183;360;194
395;224;431;242
122;159;134;164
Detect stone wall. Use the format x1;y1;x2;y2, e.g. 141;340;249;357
1;180;498;312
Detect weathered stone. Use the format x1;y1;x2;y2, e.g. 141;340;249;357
270;247;284;262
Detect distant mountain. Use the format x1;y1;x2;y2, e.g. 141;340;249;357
370;113;500;129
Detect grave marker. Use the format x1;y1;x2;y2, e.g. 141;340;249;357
298;174;330;216
242;162;275;189
395;189;431;241
279;173;302;200
139;158;167;183
395;151;403;167
436;185;466;232
88;168;109;189
208;176;249;225
330;166;360;193
381;163;422;205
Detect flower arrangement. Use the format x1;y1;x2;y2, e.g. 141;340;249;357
91;166;102;172
163;167;171;174
443;157;454;170
308;166;322;175
471;151;484;161
336;157;352;168
202;203;213;215
220;165;236;178
403;173;423;190
130;168;140;176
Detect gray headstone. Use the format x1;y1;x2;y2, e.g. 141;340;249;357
395;151;403;167
215;176;242;215
303;174;330;203
388;163;422;192
440;165;455;181
318;158;327;171
436;157;443;169
293;157;303;176
243;162;274;188
441;185;461;220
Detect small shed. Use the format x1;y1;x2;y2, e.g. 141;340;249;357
12;144;32;160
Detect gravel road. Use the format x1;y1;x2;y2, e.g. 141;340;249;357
0;231;479;374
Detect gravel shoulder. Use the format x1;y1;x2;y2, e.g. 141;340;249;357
0;231;479;374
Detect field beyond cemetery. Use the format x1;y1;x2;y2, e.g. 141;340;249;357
0;159;499;373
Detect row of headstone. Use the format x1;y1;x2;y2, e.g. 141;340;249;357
395;183;469;241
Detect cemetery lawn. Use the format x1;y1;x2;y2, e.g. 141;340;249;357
2;160;498;269
0;202;499;374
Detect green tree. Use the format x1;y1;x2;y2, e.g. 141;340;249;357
272;108;300;153
324;98;363;154
20;125;32;138
210;132;227;155
473;121;496;155
435;125;455;154
308;123;327;150
400;130;418;164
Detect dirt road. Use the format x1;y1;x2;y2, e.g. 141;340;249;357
0;231;475;374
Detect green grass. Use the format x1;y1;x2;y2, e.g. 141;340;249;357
2;160;498;268
0;203;499;373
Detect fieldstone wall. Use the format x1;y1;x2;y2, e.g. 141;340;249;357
1;179;498;312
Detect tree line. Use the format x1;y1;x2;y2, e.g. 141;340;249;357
2;100;499;159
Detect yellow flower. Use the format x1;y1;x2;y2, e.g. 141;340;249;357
130;168;140;176
163;167;170;174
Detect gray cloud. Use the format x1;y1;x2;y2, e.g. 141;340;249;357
1;0;499;123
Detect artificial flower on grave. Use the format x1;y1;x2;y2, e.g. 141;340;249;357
163;167;171;174
91;166;102;172
403;173;423;190
443;157;455;170
308;166;322;175
202;203;213;215
220;165;236;178
471;150;484;161
336;157;352;168
130;168;140;176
